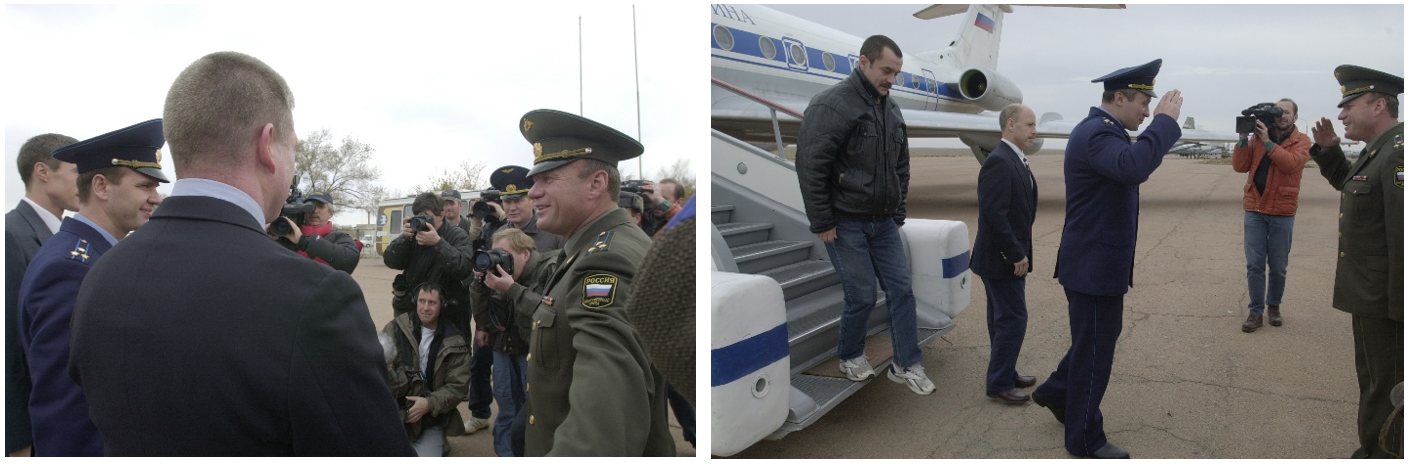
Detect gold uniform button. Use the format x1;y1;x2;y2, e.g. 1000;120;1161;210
1340;213;1344;219
1340;252;1346;258
529;415;536;425
526;353;532;362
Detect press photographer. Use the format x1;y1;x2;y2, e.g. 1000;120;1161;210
440;189;474;236
467;228;555;457
1230;99;1311;333
381;282;471;457
468;190;506;251
269;190;361;274
383;192;475;325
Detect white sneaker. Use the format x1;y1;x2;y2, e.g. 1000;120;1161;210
888;364;935;395
463;416;490;434
839;355;876;381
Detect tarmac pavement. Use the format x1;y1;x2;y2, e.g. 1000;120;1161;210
350;256;697;457
729;154;1366;458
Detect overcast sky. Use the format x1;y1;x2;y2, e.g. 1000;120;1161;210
5;4;704;225
760;4;1404;147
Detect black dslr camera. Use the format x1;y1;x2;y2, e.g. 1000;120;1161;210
268;175;314;237
472;248;515;281
621;179;653;195
471;190;502;220
1236;102;1284;134
407;212;436;234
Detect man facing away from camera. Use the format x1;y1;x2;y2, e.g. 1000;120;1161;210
794;34;933;395
66;51;413;456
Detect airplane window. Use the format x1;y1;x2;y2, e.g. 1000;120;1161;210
823;52;835;72
759;36;777;60
713;25;734;51
789;42;806;66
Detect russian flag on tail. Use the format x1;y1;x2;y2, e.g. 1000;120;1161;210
974;13;995;33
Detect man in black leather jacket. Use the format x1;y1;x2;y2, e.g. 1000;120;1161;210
794;34;932;396
383;192;475;331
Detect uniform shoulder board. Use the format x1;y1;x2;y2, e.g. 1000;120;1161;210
1394;134;1403;150
1103;118;1114;125
586;230;614;255
67;239;92;263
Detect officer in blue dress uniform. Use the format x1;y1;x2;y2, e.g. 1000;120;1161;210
1030;60;1184;459
16;119;168;456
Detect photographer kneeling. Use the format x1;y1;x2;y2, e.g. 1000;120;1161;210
1231;99;1311;333
382;283;471;457
270;191;361;274
468;228;555;457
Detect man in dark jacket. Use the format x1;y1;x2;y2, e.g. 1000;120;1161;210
6;132;78;457
384;283;470;457
383;192;475;325
1033;59;1183;459
970;104;1039;405
271;190;361;274
67;51;412;456
794;34;932;395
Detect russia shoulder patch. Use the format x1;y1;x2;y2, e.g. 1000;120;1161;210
581;273;618;309
1396;165;1403;189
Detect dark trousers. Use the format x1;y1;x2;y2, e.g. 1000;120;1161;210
1033;288;1123;456
666;383;695;447
1351;314;1403;458
982;276;1028;394
468;341;493;419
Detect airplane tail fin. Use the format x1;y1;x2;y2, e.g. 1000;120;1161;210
913;4;1124;70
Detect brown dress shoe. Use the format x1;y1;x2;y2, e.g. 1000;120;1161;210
1267;305;1282;326
1242;312;1263;333
987;389;1030;404
1014;374;1037;388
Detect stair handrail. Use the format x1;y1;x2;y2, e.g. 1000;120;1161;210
712;77;804;160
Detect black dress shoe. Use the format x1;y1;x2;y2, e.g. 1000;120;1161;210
1014;374;1037;388
1085;442;1130;459
1032;394;1065;424
986;389;1030;404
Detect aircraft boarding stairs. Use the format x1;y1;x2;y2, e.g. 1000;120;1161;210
711;129;972;455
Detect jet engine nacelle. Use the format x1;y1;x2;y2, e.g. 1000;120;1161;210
954;68;1023;112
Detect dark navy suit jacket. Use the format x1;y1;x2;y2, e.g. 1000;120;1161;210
6;200;53;453
971;142;1037;281
67;195;414;456
18;217;110;456
1054;108;1182;296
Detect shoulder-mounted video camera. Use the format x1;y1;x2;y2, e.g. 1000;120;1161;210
268;175;314;237
1236;102;1283;134
621;179;653;195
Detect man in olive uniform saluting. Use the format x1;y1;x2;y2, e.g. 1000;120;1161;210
516;109;675;456
1308;64;1403;459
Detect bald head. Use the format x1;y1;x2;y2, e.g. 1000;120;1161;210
999;104;1037;153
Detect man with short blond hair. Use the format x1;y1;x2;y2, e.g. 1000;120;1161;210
68;51;413;456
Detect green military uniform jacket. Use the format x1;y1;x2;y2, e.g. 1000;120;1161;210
469;250;554;353
523;207;675;456
1310;122;1404;321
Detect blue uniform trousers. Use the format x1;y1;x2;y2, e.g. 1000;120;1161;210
1034;287;1123;456
982;276;1028;394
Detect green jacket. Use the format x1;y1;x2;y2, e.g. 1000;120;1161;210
1310;122;1404;321
523;207;675;456
382;312;470;439
469;250;554;354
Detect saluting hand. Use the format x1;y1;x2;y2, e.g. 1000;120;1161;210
1312;117;1341;149
1154;89;1183;122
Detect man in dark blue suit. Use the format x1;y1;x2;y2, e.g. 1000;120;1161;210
67;52;414;456
1031;59;1184;459
18;119;168;456
6;133;79;457
971;104;1039;405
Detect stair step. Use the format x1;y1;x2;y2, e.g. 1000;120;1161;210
758;260;838;301
716;222;774;248
711;205;734;224
731;240;812;274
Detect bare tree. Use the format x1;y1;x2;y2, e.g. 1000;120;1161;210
655;158;696;199
412;160;488;194
295;129;382;208
352;184;395;225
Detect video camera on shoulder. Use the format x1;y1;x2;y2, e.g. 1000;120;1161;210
471;247;515;281
621;179;653;195
268;175;314;237
1236;102;1283;134
471;190;502;220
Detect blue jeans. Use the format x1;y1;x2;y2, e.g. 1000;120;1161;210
1243;211;1294;315
490;351;526;457
823;218;921;369
410;424;445;457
